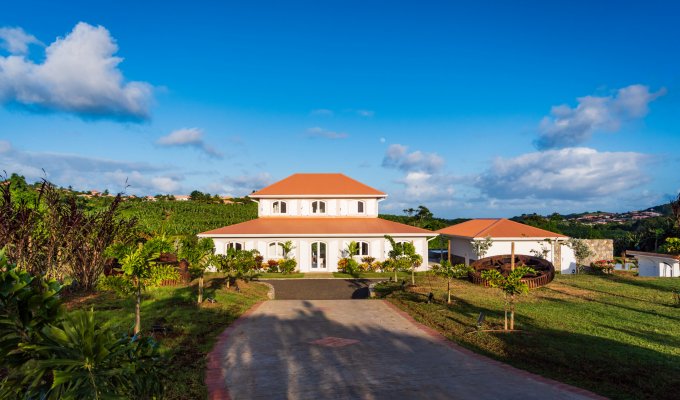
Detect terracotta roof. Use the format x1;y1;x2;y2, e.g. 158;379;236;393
199;217;432;236
436;218;566;239
249;173;386;197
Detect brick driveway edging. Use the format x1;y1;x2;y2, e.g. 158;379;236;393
205;301;264;400
381;300;607;400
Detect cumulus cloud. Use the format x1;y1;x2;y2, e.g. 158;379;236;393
382;144;444;173
535;84;666;149
306;126;348;139
0;27;42;54
0;140;183;194
0;22;153;121
476;147;650;200
156;128;223;158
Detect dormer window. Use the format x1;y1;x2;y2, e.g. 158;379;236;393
311;201;326;214
272;201;287;214
357;201;365;214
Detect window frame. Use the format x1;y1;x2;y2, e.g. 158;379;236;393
268;241;285;258
225;242;244;251
311;200;327;214
272;201;287;214
357;200;365;214
356;241;370;257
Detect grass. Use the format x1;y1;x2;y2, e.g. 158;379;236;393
376;273;680;400
65;273;268;399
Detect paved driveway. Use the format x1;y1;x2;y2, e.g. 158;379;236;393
207;300;600;400
260;279;382;300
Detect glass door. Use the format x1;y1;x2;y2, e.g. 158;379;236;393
311;242;327;269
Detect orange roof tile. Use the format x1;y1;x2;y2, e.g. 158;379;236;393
249;173;386;197
199;217;433;236
436;218;566;238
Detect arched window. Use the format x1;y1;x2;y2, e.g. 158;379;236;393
356;241;369;256
268;242;284;258
357;201;365;214
311;200;326;214
225;242;243;251
272;201;287;214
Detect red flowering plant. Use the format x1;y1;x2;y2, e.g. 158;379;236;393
591;259;615;274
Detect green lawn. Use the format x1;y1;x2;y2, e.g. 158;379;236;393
376;273;680;400
65;274;268;399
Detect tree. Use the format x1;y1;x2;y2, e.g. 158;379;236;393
566;238;593;273
402;241;422;285
432;261;472;304
215;248;260;286
120;242;159;334
177;236;215;303
338;241;360;276
281;240;295;259
384;235;413;282
471;236;494;260
481;266;535;330
672;192;680;228
660;238;680;255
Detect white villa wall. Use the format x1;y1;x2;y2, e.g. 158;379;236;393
212;236;429;272
257;198;379;217
635;255;680;277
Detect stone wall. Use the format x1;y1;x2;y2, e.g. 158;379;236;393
582;239;614;265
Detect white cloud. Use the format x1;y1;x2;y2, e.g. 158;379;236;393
306;126;348;139
356;109;374;117
205;172;273;197
476;147;650;200
310;109;334;116
156;128;223;158
0;140;183;194
0;22;153;121
398;171;456;201
0;27;42;54
382;144;444;173
535;84;666;149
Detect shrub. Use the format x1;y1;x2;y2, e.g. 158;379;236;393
254;255;264;270
279;258;297;274
146;264;181;286
267;259;279;273
660;238;680;255
97;274;134;295
338;257;359;276
361;256;376;264
451;263;473;278
370;261;383;272
591;260;615;274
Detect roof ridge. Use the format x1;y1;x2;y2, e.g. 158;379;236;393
474;218;503;237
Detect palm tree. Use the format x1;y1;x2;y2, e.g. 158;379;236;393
120;243;159;334
384;235;406;282
281;240;295;259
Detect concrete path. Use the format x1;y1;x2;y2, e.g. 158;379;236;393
207;300;602;400
260;279;382;300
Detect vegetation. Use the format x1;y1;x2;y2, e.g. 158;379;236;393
177;236;216;303
0;253;165;398
376;273;680;399
65;274;268;399
337;241;360;276
480;266;535;330
471;236;494;259
384;235;422;284
566;237;594;272
659;237;680;254
431;261;471;304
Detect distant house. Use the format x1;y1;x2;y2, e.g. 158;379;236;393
436;218;579;274
175;195;190;201
198;173;434;273
627;251;679;277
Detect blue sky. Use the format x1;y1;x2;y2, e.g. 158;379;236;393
1;0;679;218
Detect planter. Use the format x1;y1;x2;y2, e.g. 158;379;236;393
469;254;555;288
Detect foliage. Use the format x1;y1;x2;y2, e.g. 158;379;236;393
266;259;279;273
384;235;422;284
481;266;535;330
147;264;181;286
214;248;260;284
471;236;493;259
337;257;359;276
278;258;297;274
0;178;136;290
566;238;594;269
96;275;135;296
280;240;295;259
176;236;214;303
659;237;680;254
591;260;615;274
19;310;165;399
529;241;551;259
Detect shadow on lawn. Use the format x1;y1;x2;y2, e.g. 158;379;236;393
388;291;680;400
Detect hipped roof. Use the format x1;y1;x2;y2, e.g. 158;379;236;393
249;173;386;197
436;218;566;239
199;217;433;236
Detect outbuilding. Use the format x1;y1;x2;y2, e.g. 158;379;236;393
627;251;679;277
436;218;579;274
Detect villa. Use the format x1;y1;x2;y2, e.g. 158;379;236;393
198;173;434;272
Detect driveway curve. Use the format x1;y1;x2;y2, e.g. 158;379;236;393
206;300;602;400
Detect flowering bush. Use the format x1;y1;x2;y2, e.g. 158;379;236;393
337;257;359;275
266;259;279;273
279;258;297;274
591;259;615;274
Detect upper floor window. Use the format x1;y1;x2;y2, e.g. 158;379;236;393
356;241;369;256
311;200;326;214
357;201;365;214
272;201;287;214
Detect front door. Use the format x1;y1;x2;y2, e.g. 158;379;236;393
311;242;327;270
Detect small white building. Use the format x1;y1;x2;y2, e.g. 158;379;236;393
627;251;680;277
198;173;434;273
436;218;578;274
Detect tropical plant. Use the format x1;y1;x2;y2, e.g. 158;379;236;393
177;236;215;303
432;261;456;304
278;258;297;274
471;236;494;259
215;248;260;286
384;235;414;282
566;238;593;273
281;240;295;259
266;259;279;273
402;241;423;285
660;237;680;254
591;259;615;274
529;240;551;259
481;266;535;330
120;243;159;334
19;310;165;399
